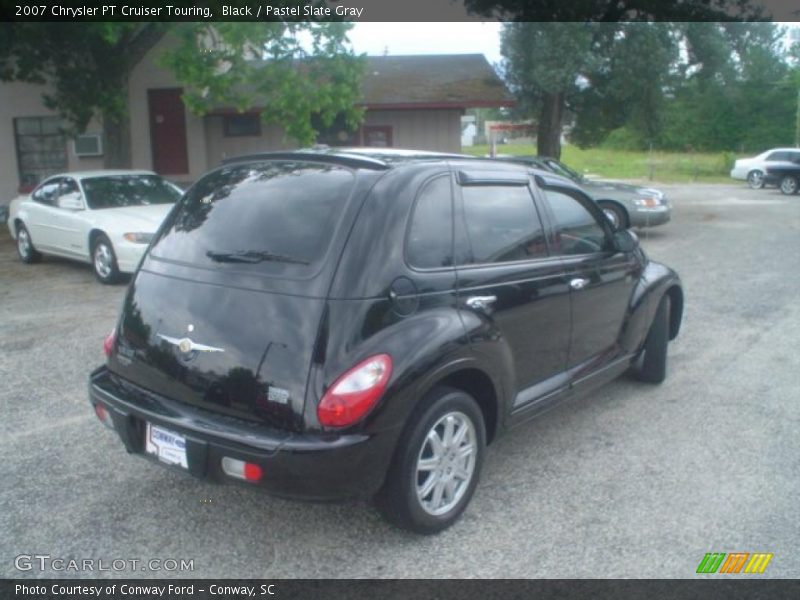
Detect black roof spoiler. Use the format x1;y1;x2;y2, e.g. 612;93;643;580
220;151;391;170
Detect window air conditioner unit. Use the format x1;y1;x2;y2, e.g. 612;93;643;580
74;134;103;157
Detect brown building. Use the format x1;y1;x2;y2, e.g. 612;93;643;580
0;40;513;201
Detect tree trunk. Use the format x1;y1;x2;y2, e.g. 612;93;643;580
102;79;132;169
537;91;565;158
101;25;166;169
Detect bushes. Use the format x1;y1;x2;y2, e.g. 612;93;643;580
602;127;649;151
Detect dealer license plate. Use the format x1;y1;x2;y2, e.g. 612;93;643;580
144;423;188;469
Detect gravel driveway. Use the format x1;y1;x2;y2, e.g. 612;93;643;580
1;183;798;578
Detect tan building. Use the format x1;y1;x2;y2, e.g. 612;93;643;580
0;40;513;201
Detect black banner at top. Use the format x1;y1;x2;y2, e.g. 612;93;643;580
0;0;797;22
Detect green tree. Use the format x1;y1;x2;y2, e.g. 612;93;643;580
0;20;364;168
160;22;364;148
500;20;792;155
0;23;168;168
571;23;679;149
658;23;792;152
463;0;763;21
475;0;764;157
501;23;679;157
500;22;611;157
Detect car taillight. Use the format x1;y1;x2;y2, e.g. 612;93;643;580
103;328;117;357
317;354;393;428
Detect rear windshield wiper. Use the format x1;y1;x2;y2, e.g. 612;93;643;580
205;250;309;265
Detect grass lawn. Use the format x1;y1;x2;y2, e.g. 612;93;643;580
463;144;735;184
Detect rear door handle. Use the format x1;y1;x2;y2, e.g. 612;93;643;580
569;277;590;291
465;295;497;311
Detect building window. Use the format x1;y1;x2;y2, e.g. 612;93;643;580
14;117;68;189
223;114;261;137
362;126;393;147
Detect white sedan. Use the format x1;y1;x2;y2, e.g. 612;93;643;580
730;148;800;189
7;170;182;283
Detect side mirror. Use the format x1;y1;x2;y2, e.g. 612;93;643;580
58;192;84;211
614;229;639;253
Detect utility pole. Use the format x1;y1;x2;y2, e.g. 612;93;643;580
789;28;800;146
796;88;800;147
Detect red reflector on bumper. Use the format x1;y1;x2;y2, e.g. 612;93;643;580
244;463;263;482
221;457;263;482
94;403;114;430
103;328;117;357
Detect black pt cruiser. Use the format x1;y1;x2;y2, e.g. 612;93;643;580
90;148;683;533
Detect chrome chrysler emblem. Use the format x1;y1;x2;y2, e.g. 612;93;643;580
157;334;225;355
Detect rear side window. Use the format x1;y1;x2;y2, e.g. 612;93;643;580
406;175;453;269
150;161;354;272
60;178;80;196
458;185;548;265
543;187;611;256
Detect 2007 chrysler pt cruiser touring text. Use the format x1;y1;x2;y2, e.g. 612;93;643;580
89;148;683;534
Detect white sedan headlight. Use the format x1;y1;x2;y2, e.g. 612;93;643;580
123;232;154;244
633;197;661;208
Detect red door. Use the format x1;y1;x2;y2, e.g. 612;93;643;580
148;88;189;175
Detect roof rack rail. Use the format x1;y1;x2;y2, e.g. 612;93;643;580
220;151;391;170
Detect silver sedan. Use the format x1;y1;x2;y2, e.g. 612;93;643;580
499;156;671;230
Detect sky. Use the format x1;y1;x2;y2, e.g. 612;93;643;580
348;21;800;66
348;22;503;65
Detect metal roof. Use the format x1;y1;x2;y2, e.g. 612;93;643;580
210;54;514;114
360;54;515;109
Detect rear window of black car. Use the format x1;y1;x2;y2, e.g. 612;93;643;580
149;161;354;273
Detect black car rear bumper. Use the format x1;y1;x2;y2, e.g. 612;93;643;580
88;366;396;500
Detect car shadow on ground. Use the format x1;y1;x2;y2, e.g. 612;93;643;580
631;227;670;241
3;248;132;285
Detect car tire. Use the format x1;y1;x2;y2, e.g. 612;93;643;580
16;223;42;264
746;170;765;189
92;234;121;284
779;175;799;195
599;201;628;230
377;386;486;534
633;295;670;384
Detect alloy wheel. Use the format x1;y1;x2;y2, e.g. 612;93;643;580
17;228;31;259
747;171;764;189
415;411;477;516
94;243;113;279
780;176;798;195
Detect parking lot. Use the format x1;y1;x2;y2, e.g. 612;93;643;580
1;183;798;578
